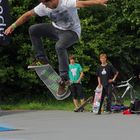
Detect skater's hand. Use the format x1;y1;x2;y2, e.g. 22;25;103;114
108;79;114;83
70;80;73;84
77;79;81;83
98;84;102;89
103;4;107;7
98;0;108;5
4;25;15;35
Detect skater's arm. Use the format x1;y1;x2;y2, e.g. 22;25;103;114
112;71;119;81
108;71;119;83
108;65;119;83
97;76;102;88
76;0;108;8
4;10;36;35
77;71;84;83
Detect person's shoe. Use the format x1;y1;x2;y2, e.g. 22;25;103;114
96;111;101;115
28;58;48;69
79;107;85;112
57;80;70;98
74;108;79;112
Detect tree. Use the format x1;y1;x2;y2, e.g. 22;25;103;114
0;0;139;102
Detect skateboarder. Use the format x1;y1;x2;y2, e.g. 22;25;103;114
4;0;108;97
69;55;84;112
96;53;119;114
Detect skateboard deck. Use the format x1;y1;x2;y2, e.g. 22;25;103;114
92;86;103;114
29;64;71;100
131;110;140;114
74;96;93;112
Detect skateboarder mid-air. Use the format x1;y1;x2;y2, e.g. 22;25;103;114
4;0;108;97
96;53;119;114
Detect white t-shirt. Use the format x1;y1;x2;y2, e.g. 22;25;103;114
34;0;81;38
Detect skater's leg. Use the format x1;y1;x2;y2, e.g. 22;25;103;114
106;85;112;112
29;23;58;64
77;83;85;111
73;99;79;109
70;84;79;110
55;30;79;80
98;88;106;114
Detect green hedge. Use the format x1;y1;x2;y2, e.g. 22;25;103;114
0;0;139;103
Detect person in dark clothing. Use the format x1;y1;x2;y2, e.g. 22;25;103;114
96;53;119;114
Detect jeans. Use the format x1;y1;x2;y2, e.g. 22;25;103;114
29;23;79;80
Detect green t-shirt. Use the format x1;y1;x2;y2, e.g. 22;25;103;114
69;63;82;83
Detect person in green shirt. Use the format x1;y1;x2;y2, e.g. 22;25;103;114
69;55;84;112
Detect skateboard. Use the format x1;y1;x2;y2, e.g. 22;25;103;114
74;96;93;112
92;86;103;114
28;64;71;100
131;110;140;114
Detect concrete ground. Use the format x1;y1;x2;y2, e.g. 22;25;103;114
0;110;140;140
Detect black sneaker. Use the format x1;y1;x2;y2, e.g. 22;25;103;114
79;107;85;112
97;111;101;115
28;58;48;69
74;108;79;112
73;107;84;112
57;80;70;97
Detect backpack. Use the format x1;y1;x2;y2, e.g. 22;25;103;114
130;99;140;114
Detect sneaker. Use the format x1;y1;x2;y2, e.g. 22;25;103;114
28;58;48;69
73;107;84;112
97;111;101;115
79;107;85;112
57;80;70;97
74;108;79;112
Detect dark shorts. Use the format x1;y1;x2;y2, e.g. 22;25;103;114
70;83;84;99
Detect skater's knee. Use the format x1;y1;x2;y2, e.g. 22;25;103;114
29;25;38;36
55;45;65;52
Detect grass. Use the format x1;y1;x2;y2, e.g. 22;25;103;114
0;100;75;111
0;97;136;111
0;98;94;112
0;86;139;111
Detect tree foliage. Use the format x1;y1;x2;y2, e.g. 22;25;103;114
0;0;139;103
